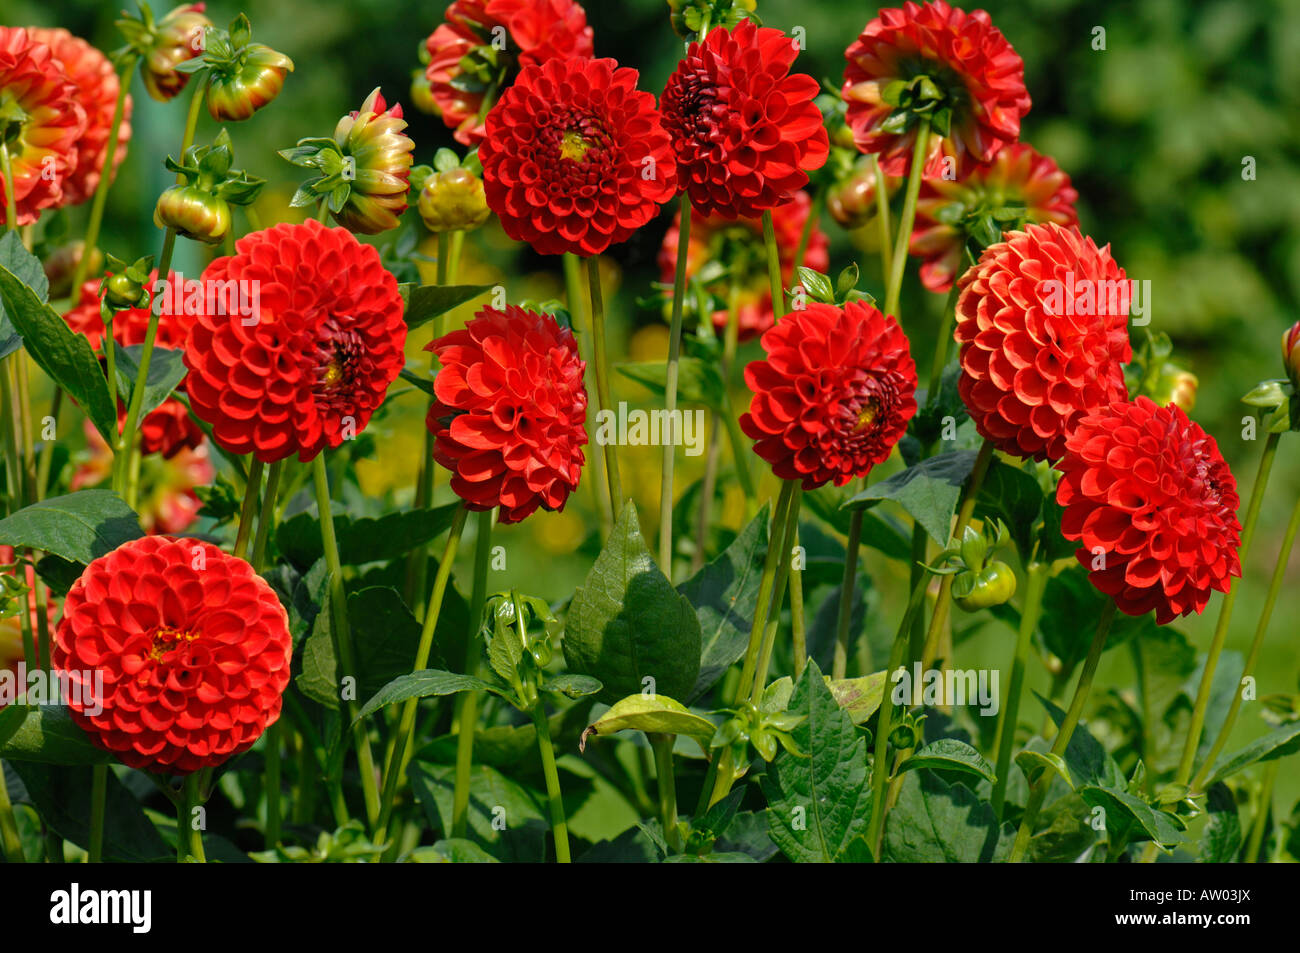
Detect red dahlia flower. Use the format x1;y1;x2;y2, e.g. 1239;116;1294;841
1057;397;1241;624
427;305;588;524
184;221;406;463
911;143;1078;293
842;1;1030;177
660;19;829;219
954;222;1132;463
64;273;202;458
480;56;677;257
740;300;918;488
1283;319;1300;388
27;28;133;208
425;0;594;146
53;536;292;773
657;190;829;341
0;27;87;224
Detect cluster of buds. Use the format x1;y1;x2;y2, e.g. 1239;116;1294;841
155;129;264;244
281;88;414;234
115;2;212;102
100;253;154;313
666;0;757;39
415;149;490;233
931;522;1017;613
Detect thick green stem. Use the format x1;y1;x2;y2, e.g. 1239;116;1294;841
789;523;807;680
35;386;62;502
1008;601;1117;863
867;573;932;853
377;504;470;843
250;461;284;570
586;256;623;514
659;196;692;576
564;252;611;538
1192;488;1300;795
232;458;266;561
68;56;137;295
312;453;381;829
532;700;571;863
0;762;26;862
794;188;823;272
761;210;786;322
991;561;1048;817
89;763;107;862
921;438;995;669
178;773;206;863
650;733;681;852
0;141;18;230
833;510;865;679
1244;760;1278;863
929;281;961;395
1172;431;1278;788
450;508;493;838
883;121;931;320
869;153;893;280
0;359;21;514
753;486;803;695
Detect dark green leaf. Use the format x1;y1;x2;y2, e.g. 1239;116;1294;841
1206;720;1300;786
400;283;492;330
616;358;726;412
276;502;462;567
896;738;996;784
0;491;141;564
1199;782;1242;863
883;770;1011;862
409;761;547;862
0;705;111;764
112;345;187;420
355;670;501;723
843;450;979;544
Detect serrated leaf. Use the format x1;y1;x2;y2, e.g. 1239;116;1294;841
563;502;701;704
761;661;872;863
843;450;979;544
883;770;1012;862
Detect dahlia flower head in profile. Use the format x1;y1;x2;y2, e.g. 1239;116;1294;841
660;18;829;219
52;536;293;773
183;220;407;463
26;27;133;208
480;56;677;257
427;305;588;524
910;142;1078;293
1056;397;1242;625
64;271;203;459
657;190;829;341
741;300;918;489
0;27;87;225
425;0;595;146
329;88;415;234
842;0;1031;178
954;222;1132;463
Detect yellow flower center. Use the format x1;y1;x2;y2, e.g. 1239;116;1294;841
855;399;881;433
560;130;592;162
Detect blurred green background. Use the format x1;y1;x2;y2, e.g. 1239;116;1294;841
14;0;1300;821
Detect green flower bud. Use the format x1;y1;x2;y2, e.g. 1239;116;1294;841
418;167;489;233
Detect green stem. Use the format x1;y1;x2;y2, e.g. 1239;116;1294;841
929;280;961;395
659;196;692;576
250;461;284;569
532;699;571;863
0;359;20;514
35;388;60;501
794;188;823;272
232;458;266;561
252;460;284;848
586;256;623;515
650;733;681;852
752;485;803;696
0;141;18;230
376;503;470;844
312;453;382;830
1244;760;1277;863
88;763;107;862
867;572;932;853
0;762;26;862
1008;601;1117;863
920;438;995;670
789;522;807;680
720;392;755;502
178;773;206;862
761;210;786;322
833;510;865;680
1192;489;1300;795
1172;431;1278;788
564;252;611;538
68;55;137;296
450;508;493;839
883;121;931;320
869;153;893;280
991;561;1048;817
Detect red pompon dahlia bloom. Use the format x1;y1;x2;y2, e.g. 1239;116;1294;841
0;27;87;224
954;222;1132;463
842;1;1030;177
426;0;594;146
184;221;406;463
1056;397;1242;624
660;19;829;219
427;306;588;524
480;57;677;257
64;273;201;458
910;143;1078;293
52;536;292;773
27;27;133;207
740;300;918;488
657;190;829;341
